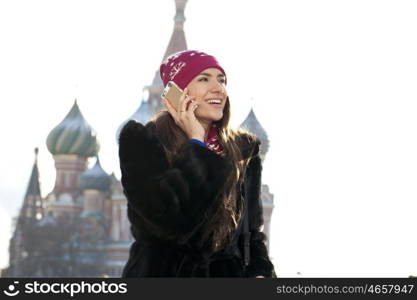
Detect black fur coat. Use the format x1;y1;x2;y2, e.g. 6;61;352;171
118;120;276;277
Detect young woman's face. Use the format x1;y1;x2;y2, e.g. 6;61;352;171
186;67;228;123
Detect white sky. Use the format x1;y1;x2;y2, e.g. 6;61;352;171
1;0;417;277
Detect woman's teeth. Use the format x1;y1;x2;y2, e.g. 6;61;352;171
207;99;222;104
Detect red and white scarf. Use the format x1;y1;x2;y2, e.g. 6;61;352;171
205;124;224;155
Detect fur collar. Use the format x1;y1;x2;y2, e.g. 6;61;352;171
143;120;261;161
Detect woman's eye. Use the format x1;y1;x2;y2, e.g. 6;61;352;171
197;77;225;83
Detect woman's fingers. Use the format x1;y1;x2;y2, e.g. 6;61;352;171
187;99;198;115
164;96;196;125
183;97;197;122
179;88;193;113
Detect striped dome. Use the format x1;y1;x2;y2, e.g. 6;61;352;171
46;100;99;157
78;157;111;191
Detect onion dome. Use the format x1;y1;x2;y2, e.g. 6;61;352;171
78;157;111;191
239;108;270;159
116;98;152;142
46;100;99;157
127;98;153;126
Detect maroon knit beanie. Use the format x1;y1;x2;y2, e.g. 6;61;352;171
159;50;227;90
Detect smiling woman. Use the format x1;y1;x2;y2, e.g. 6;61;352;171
118;49;276;277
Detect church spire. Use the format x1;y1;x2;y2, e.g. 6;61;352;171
146;0;189;115
117;1;190;140
162;0;188;61
22;148;43;219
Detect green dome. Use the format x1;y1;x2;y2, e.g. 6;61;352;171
78;157;111;191
46;100;99;157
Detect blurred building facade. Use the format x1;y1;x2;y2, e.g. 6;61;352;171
4;0;275;278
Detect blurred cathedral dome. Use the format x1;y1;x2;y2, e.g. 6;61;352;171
116;96;153;142
78;157;111;192
46;100;99;157
239;108;270;159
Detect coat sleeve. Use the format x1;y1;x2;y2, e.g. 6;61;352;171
243;141;277;278
119;120;233;244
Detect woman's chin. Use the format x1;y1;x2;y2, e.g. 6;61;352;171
213;114;223;122
197;112;223;123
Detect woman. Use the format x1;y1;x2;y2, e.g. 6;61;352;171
119;50;276;277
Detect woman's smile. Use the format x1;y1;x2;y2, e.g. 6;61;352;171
203;97;225;110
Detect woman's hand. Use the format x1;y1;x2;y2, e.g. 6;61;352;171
163;87;205;142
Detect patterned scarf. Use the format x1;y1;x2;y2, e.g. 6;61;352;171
205;124;224;155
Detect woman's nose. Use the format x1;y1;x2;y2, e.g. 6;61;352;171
210;81;225;94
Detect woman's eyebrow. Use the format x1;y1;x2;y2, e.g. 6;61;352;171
198;72;225;77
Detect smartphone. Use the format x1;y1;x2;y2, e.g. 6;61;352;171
161;81;183;111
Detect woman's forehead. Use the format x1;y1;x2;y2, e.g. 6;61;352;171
199;67;225;76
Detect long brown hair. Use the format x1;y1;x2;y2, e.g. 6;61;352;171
153;97;248;251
